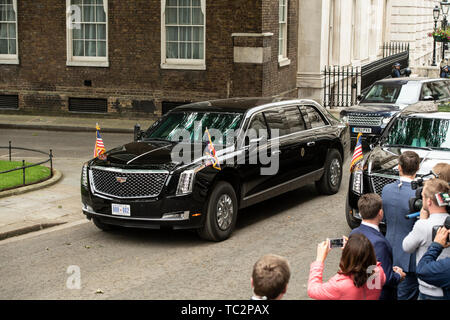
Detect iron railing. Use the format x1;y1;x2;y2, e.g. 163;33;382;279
0;141;53;189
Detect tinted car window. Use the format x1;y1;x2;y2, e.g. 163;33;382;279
264;107;289;137
145;111;243;145
431;81;450;99
284;106;306;134
248;113;269;140
301;106;326;129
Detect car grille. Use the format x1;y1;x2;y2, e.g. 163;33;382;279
370;174;399;195
349;115;383;126
90;167;169;199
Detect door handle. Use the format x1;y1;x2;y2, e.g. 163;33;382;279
307;141;316;147
272;150;281;155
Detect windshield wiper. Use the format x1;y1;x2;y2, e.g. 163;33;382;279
384;144;432;151
143;137;177;143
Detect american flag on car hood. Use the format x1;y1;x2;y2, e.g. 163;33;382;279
350;132;363;172
94;123;106;158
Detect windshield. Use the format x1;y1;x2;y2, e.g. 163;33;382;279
362;83;402;104
144;111;243;145
385;117;450;150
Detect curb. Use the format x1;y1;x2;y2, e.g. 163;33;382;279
0;123;134;134
0;221;66;241
0;169;63;199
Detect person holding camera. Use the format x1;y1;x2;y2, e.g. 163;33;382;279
307;233;386;300
403;178;450;300
350;193;405;300
382;151;420;300
251;254;290;300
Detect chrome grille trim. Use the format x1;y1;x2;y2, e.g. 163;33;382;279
89;166;169;199
369;173;399;196
349;115;383;126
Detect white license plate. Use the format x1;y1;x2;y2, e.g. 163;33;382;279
353;127;372;133
112;204;131;217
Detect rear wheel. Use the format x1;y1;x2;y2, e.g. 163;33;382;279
197;181;238;242
316;149;343;195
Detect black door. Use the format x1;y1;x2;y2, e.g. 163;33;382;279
300;105;330;171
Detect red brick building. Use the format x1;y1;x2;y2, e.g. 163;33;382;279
0;0;298;119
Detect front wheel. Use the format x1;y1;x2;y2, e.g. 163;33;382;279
197;181;238;242
345;194;361;229
316;149;343;195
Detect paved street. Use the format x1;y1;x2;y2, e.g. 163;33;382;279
0;129;352;300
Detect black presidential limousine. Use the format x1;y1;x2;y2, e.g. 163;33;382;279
81;97;350;241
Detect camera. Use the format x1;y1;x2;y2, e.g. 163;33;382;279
409;172;449;215
432;216;450;244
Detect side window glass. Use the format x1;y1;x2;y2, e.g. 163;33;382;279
300;105;326;129
421;83;433;99
284;106;306;134
432;81;450;99
263;107;289;137
247;113;269;140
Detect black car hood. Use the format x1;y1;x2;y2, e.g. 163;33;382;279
342;103;400;115
90;140;194;171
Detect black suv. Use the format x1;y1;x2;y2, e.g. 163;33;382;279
340;78;450;147
345;107;450;231
81;97;350;241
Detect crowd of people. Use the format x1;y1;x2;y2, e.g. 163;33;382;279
250;153;450;300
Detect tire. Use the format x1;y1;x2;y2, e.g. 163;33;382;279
316;149;343;195
92;217;117;232
345;194;361;229
197;181;238;242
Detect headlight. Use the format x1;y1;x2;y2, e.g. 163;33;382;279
81;163;88;188
176;169;196;195
352;169;363;195
382;117;391;125
341;115;349;124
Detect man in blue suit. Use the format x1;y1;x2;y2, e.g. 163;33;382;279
382;151;420;300
351;193;405;300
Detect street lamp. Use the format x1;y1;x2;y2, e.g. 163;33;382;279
432;5;440;66
441;1;450;61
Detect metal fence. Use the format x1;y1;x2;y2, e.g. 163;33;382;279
0;141;53;189
323;42;410;108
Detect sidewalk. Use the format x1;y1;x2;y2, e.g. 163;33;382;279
0;114;153;133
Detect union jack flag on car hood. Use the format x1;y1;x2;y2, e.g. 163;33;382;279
350;132;363;172
94;123;106;158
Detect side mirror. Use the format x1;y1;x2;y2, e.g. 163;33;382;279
422;95;434;101
134;124;143;141
367;136;379;147
357;95;364;102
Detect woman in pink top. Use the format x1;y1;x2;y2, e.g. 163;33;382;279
308;233;386;300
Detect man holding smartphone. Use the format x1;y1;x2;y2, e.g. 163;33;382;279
350;193;406;300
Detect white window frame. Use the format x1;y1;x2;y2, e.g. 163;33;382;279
66;0;109;67
161;0;206;70
278;0;290;67
0;0;19;65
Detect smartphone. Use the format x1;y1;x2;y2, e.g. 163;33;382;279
329;238;344;248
